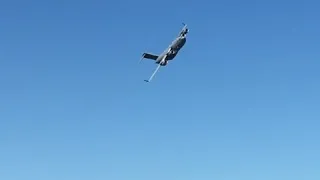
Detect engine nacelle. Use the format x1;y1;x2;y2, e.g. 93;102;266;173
160;60;168;66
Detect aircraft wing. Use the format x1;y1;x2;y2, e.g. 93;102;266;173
141;53;158;60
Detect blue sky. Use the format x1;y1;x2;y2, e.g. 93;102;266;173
1;0;319;179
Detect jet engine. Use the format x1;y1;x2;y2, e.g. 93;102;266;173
160;60;168;66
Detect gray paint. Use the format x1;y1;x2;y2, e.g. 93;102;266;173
140;24;189;82
141;24;188;66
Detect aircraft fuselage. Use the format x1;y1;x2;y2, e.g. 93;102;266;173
155;36;186;65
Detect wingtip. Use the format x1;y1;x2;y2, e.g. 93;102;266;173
139;53;146;64
139;57;144;64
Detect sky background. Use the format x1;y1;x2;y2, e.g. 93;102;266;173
1;0;320;179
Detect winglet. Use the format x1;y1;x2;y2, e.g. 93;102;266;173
139;53;145;64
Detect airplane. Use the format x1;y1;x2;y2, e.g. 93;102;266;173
139;23;189;82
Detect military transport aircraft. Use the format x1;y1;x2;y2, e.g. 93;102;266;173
139;23;189;82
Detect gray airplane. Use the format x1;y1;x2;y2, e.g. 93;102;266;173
139;23;189;82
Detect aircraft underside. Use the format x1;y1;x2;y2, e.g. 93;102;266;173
166;52;177;60
156;60;168;66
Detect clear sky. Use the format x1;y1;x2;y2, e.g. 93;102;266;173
1;0;319;179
